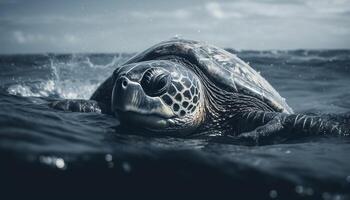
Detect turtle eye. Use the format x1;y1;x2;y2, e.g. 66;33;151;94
141;68;171;97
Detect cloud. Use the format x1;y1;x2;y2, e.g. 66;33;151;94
12;31;54;44
63;34;79;44
130;9;191;20
13;31;26;44
1;0;350;53
1;15;108;26
12;31;80;45
305;0;350;15
205;2;242;19
203;0;350;20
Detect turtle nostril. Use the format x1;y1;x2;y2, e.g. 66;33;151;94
141;68;171;97
122;80;128;88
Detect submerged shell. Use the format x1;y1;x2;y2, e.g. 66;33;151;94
123;39;293;114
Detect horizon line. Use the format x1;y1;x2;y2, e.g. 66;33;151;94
1;48;350;56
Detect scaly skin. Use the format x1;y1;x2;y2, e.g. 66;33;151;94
235;111;350;143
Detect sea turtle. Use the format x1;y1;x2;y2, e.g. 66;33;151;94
50;39;349;141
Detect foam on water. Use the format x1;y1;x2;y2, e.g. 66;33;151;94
7;80;56;97
5;53;126;99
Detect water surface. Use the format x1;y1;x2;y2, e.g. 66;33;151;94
0;50;350;199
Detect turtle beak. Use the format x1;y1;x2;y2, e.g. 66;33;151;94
111;76;135;113
111;76;174;121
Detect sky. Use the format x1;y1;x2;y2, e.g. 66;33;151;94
0;0;350;54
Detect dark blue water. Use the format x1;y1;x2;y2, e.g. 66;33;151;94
0;50;350;199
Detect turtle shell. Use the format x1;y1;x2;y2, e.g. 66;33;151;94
123;39;293;114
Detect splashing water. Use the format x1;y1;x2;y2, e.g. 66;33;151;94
7;80;57;97
4;53;128;99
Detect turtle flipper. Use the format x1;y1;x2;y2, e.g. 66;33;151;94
236;111;350;144
238;116;284;144
49;99;102;113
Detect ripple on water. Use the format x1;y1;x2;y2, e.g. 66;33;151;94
1;52;350;197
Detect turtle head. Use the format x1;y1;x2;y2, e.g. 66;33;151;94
111;60;205;135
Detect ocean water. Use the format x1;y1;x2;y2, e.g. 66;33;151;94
0;50;350;199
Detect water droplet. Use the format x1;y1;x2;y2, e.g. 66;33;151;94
55;158;65;169
122;162;131;172
39;156;66;170
39;156;52;164
295;185;304;194
172;34;182;40
269;190;278;198
105;154;113;162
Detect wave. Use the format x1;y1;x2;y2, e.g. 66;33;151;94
3;53;130;99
